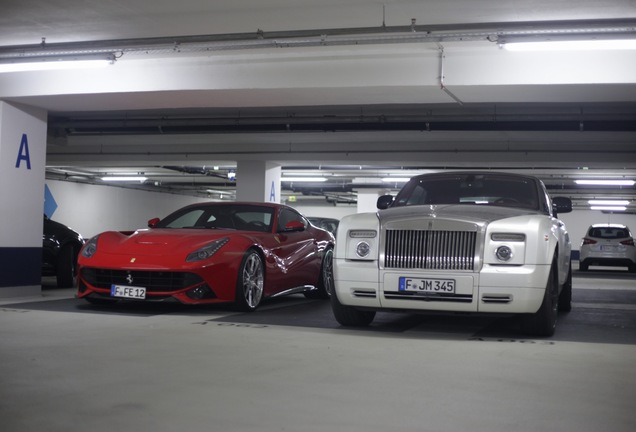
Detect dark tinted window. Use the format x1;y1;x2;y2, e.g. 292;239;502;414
157;204;274;232
393;173;540;211
589;227;631;239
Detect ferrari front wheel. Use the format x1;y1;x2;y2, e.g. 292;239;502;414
235;249;264;312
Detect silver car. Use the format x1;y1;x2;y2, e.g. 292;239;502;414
579;224;636;272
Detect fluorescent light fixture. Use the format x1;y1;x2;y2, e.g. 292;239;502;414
590;206;627;211
381;177;410;183
0;53;116;73
281;177;327;182
503;39;636;52
588;200;630;206
575;179;635;186
101;176;148;182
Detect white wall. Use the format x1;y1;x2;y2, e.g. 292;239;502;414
46;179;636;254
46;180;206;239
285;200;358;221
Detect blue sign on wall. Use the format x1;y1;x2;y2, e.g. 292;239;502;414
44;184;58;218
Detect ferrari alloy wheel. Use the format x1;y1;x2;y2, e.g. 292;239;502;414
236;249;264;312
305;248;333;299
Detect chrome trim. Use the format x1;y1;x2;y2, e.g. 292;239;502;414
270;285;315;297
384;292;473;302
481;294;513;304
352;289;377;298
383;229;477;271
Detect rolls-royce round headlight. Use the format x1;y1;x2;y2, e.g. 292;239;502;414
495;245;513;262
356;241;371;258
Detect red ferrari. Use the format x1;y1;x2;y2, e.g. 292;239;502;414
76;202;335;311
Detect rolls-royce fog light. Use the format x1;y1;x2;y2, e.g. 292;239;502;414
356;241;371;258
495;245;513;262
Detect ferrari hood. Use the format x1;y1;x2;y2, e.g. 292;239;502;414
98;228;234;256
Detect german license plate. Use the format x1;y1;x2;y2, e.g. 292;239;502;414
399;277;456;294
111;284;146;299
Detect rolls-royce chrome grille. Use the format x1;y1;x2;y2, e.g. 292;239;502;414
384;230;477;271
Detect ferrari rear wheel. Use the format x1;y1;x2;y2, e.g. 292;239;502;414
304;248;333;300
235;249;264;312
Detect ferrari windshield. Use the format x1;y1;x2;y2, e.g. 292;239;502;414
156;204;274;232
393;173;541;211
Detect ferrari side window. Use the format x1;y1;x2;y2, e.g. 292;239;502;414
234;211;273;232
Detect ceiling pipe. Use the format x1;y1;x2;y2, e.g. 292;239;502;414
2;18;635;59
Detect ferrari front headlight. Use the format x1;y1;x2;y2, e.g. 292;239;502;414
186;238;229;262
81;235;99;259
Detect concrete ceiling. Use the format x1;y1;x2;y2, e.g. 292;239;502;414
1;0;636;209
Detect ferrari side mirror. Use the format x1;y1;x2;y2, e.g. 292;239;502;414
283;221;305;232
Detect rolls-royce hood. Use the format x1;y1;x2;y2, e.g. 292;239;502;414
378;204;538;226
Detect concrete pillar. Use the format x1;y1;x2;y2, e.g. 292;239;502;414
355;189;391;213
235;161;281;203
0;102;47;298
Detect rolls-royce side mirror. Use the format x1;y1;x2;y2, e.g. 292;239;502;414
377;195;394;210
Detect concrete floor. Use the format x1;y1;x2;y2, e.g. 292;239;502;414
1;269;635;432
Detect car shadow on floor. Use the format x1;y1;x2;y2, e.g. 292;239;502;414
11;276;635;345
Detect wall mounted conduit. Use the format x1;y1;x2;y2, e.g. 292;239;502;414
437;43;464;106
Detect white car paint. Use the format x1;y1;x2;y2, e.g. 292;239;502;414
332;172;572;336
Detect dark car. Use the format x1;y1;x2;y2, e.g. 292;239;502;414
42;215;84;288
308;217;339;236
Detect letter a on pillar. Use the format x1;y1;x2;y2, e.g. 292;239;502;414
15;133;32;169
270;181;277;202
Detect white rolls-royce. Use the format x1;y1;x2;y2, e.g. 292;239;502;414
332;172;573;337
